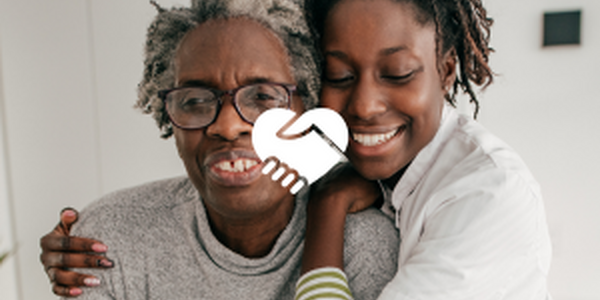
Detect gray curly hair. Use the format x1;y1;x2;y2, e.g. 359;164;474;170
136;0;320;138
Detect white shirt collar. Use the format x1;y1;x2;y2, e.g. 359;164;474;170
382;104;459;212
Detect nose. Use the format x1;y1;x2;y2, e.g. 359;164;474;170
205;99;253;141
346;77;387;121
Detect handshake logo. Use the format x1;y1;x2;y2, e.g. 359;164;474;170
252;108;348;194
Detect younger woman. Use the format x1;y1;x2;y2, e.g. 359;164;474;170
39;0;551;298
296;0;552;299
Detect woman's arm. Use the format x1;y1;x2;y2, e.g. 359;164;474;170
297;164;381;299
40;208;113;297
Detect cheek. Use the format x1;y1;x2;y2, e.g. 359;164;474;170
319;88;347;112
291;95;305;114
174;129;203;163
174;134;185;160
172;130;183;158
391;76;442;116
174;130;189;160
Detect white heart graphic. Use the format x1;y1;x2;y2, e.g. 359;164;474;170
252;108;348;191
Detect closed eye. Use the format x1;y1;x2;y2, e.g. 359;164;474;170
324;75;355;85
179;97;213;111
181;96;211;106
254;93;276;101
383;72;414;82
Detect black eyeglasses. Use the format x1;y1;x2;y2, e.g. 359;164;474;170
159;82;296;129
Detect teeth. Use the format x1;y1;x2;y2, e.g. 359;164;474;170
353;129;398;146
245;159;256;170
215;159;258;172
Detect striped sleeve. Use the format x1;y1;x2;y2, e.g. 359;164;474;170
295;267;354;300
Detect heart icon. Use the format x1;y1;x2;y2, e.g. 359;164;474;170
252;108;348;192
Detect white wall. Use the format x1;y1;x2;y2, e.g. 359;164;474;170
479;1;600;300
0;1;187;300
0;37;20;300
0;0;598;299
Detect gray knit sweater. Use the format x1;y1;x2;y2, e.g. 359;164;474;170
67;177;398;300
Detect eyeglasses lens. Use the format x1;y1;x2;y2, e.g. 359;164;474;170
165;89;217;129
237;84;289;123
165;83;289;129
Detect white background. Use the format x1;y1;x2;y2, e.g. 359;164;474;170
0;0;598;299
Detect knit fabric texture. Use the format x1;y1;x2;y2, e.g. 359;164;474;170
66;176;399;300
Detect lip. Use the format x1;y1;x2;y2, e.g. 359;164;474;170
204;149;264;186
349;125;407;156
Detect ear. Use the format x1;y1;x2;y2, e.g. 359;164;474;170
439;48;457;93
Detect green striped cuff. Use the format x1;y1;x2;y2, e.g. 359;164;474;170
295;267;353;300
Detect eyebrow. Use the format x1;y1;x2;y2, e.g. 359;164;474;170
244;77;273;84
324;46;408;61
179;80;210;88
323;50;348;60
380;46;407;56
178;77;276;89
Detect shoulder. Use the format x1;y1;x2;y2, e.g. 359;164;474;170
401;112;547;233
411;108;540;205
72;176;194;238
84;176;193;212
345;208;397;246
409;115;546;236
454;114;532;173
343;209;399;299
344;208;398;264
434;114;541;201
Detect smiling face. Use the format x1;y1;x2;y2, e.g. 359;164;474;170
173;17;303;223
320;0;455;180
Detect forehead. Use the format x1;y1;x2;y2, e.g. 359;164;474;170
174;17;294;88
324;0;435;54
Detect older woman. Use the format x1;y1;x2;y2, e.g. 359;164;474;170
40;0;398;299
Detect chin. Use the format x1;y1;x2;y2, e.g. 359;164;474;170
351;159;394;181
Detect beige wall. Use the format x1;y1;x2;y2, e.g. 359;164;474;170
0;0;598;299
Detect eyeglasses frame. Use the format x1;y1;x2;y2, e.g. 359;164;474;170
158;82;297;130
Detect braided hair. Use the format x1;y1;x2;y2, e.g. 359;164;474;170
137;0;320;138
305;0;494;117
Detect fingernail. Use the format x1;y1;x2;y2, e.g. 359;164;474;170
84;277;101;287
99;258;114;268
70;288;82;296
62;210;76;218
91;243;108;253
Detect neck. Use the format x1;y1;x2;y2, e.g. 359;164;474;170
204;195;295;258
381;163;410;190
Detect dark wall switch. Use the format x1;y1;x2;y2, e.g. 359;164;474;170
543;10;581;46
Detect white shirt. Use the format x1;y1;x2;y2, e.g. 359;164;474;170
377;105;552;300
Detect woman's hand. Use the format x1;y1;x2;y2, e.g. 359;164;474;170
39;208;113;297
311;163;381;213
300;163;381;274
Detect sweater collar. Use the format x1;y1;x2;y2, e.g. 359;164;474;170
173;181;307;275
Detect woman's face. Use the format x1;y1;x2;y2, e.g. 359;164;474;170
172;18;303;223
320;0;455;180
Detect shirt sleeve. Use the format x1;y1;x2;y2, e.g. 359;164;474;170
295;208;399;300
295;267;353;300
377;169;551;300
